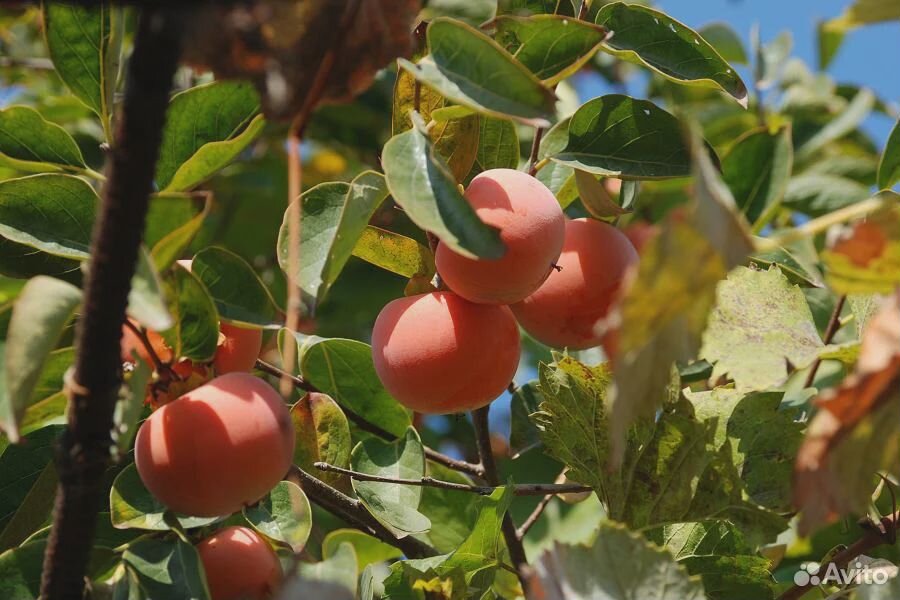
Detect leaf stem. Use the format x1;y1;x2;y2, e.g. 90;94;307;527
754;194;895;253
516;493;554;540
527;128;546;176
803;295;847;389
313;462;593;496
472;405;530;590
256;359;485;478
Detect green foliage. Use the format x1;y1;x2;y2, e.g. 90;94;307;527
161;265;219;361
721;126;793;227
118;537;210;600
0;106;88;174
192;246;278;327
243;481;312;552
291;392;352;490
109;464;219;531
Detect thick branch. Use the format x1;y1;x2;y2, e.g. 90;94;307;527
256;358;485;477
472;405;530;590
314;462;593;496
290;467;436;559
40;8;185;600
777;511;899;600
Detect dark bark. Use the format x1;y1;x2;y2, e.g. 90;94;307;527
39;8;185;599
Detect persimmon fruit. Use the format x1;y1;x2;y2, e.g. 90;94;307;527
135;372;294;517
511;218;638;350
371;291;520;414
196;526;282;600
214;322;263;374
435;168;565;305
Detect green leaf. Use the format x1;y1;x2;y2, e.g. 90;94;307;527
0;174;97;260
782;173;870;216
393;69;480;182
493;14;609;84
552;95;695;179
700;266;824;392
43;3;122;134
646;522;775;600
299;337;410;437
0;541;45;599
0;427;61;551
0;237;82;285
156;81;262;192
128;246;174;333
243;480;312;552
192;246;278;327
351;226;436;281
878;117;900;190
351;427;431;535
472;117;519;173
796;88;875;161
574;170;629;218
0;106;87;174
825;0;900;31
298;541;358;596
497;0;576;16
721;126;793;226
112;360;151;459
530;522;705;600
418;462;480;554
382;125;504;259
121;537;210;600
148;194;212;271
697;23;748;65
277;171;390;311
161;264;219;361
109;463;219;531
1;276;80;442
817;20;845;70
748;245;822;288
398;18;557;126
509;381;543;458
322;529;402;572
290;392;352;491
594;2;748;106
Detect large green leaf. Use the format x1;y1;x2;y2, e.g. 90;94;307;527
721;126;793;227
351;226;436;282
277;171;390;312
297;541;358;596
120;537;210;600
700;266;824;392
493;14;609;84
782;173;870;216
156;81;262;192
472;117;519;173
0;106;87;174
109;463;219;531
530;522;706;600
322;529;402;572
646;522;774;600
161;264;219;361
243;480;312;553
398;18;557;126
0;237;82;285
128;246;174;333
351;427;431;535
0;174;97;260
147;194;211;270
382;125;504;259
0;541;45;600
509;381;543;458
795;88;875;161
878;117;900;190
825;0;900;31
697;23;748;65
417;462;480;554
290;392;352;491
497;0;576;16
43;2;122;136
594;2;748;106
1;276;81;443
298;337;410;437
551;95;694;179
192;246;278;327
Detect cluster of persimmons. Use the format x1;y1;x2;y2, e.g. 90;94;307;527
122;169;637;599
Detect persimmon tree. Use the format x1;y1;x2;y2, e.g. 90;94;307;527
0;1;899;599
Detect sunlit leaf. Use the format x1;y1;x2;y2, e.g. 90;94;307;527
0;106;87;174
290;391;352;491
877;117;900;190
161;264;219;361
120;537;210;600
243;481;312;552
193;246;279;327
351;226;436;282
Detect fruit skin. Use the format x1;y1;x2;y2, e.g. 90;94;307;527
197;526;282;600
435;168;565;305
214;322;263;374
372;291;520;414
511;218;638;350
121;320;173;365
135;373;295;517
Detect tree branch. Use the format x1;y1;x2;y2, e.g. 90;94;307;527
516;494;554;540
777;511;899;600
803;294;847;389
527;127;544;176
289;467;436;559
472;405;530;590
256;358;485;478
314;462;593;496
40;8;185;600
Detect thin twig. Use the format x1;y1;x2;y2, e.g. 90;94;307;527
777;511;899;600
517;494;554;540
257;358;485;478
289;467;436;559
314;462;592;496
803;295;847;389
527;127;545;176
577;0;589;20
40;8;185;599
121;318;180;380
472;405;530;590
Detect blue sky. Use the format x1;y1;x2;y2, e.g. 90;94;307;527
660;0;900;144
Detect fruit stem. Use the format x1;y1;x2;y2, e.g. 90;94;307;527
40;9;185;599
